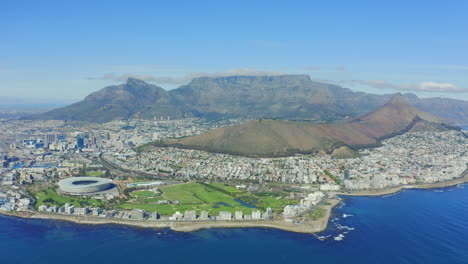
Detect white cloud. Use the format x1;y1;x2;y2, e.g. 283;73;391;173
311;78;468;93
88;68;287;84
343;80;468;93
89;70;468;94
408;82;467;92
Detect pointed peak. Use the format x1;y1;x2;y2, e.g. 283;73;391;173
388;92;407;104
126;77;148;85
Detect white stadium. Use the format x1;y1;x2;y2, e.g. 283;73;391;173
58;177;113;195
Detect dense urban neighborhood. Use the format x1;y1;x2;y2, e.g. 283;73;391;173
0;118;467;225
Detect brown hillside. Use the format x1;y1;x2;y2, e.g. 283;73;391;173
158;94;449;157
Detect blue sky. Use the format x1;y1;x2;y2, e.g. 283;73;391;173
1;0;468;101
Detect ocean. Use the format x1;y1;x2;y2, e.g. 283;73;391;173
1;184;467;264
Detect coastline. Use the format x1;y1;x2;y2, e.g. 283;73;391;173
1;169;466;234
0;198;341;235
339;169;468;197
171;198;341;234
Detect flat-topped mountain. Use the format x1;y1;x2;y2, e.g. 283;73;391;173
26;75;468;125
157;94;453;157
170;75;395;121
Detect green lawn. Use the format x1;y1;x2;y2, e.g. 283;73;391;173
33;182;299;217
256;196;299;212
85;171;105;177
35;188;105;208
309;207;326;220
158;183;207;203
118;182;298;216
209;182;245;195
130;190;157;198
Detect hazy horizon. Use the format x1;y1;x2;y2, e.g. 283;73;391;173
1;74;467;108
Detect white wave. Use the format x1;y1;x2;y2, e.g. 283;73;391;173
334;234;345;241
335;223;355;231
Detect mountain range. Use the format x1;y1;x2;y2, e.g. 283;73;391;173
25;75;468;126
155;94;456;157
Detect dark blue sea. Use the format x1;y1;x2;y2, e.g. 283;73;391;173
1;184;467;264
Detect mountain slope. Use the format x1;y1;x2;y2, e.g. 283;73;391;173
27;78;185;122
158;94;451;157
407;96;468;126
25;75;468;125
171;75;391;121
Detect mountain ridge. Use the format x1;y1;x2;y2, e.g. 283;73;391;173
156;94;453;157
25;75;468;125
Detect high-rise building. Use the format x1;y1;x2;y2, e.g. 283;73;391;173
218;211;232;221
64;203;75;214
46;133;59;143
235;211;244;220
262;208;273;220
344;170;350;180
151;211;159;220
184;210;197;220
252;210;262;220
76;137;84;148
199;211;209;220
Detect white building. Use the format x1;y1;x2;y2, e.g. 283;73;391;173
169;211;184;221
64;203;74;214
252;210;262;220
320;184;340;191
199;210;209;220
74;207;90;216
38;204;48;211
218;211;232;221
184;210;197;220
234;211;243;220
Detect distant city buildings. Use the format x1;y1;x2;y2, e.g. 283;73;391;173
0;118;466;223
283;192;325;218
